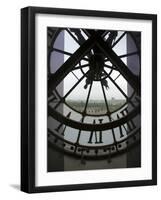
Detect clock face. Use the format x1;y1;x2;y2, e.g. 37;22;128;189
47;28;141;169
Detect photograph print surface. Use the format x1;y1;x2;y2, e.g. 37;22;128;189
47;28;141;172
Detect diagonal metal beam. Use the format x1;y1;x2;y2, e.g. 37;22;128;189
95;35;140;95
85;29;107;37
85;30;140;94
48;34;97;91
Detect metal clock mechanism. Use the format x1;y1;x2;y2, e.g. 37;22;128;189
47;28;141;164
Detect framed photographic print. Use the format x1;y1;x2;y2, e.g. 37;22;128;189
21;6;157;193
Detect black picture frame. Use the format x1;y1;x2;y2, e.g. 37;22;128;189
21;6;157;193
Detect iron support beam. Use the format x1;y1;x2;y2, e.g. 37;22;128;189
48;34;97;91
95;34;140;95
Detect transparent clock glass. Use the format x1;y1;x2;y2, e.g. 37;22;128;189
47;27;141;172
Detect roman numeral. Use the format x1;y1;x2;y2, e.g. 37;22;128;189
117;107;136;138
76;117;84;144
88;119;103;144
54;112;71;135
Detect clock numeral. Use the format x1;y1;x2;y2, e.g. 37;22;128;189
76;117;84;144
117;107;136;137
55;112;71;135
121;107;136;132
88;119;103;144
117;115;124;138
